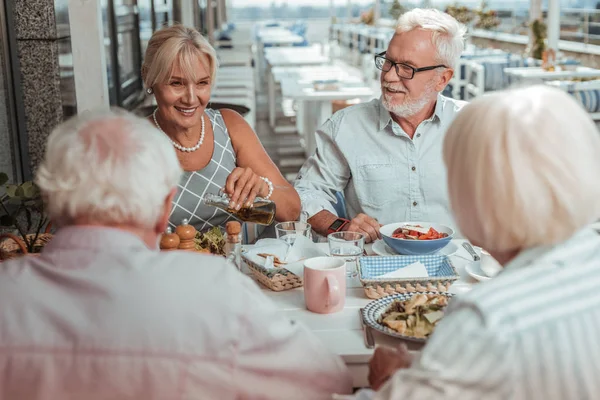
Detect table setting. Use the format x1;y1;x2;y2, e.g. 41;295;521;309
240;219;500;387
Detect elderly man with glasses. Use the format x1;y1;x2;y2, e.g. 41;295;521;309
294;8;467;242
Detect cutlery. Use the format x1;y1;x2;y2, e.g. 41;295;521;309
359;308;375;349
462;242;480;261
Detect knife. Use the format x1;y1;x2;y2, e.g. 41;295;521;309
462;242;480;261
359;308;375;349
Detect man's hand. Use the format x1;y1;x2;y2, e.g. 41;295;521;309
344;213;382;243
368;344;414;391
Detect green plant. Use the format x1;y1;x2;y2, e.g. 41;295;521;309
445;4;475;25
0;172;49;253
530;19;547;60
474;2;500;30
389;0;405;20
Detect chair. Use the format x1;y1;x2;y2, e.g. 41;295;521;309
464;54;524;100
331;191;348;219
545;79;600;121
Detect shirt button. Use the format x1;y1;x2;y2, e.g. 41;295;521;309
411;166;416;171
417;133;421;138
413;201;418;206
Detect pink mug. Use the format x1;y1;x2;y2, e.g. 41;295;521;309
303;257;346;314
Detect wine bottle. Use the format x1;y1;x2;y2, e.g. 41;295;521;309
203;192;276;225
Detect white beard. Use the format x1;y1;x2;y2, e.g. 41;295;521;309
381;80;438;118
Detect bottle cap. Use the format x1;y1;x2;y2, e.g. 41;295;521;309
226;221;241;235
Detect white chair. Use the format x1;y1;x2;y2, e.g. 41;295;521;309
545;79;600;121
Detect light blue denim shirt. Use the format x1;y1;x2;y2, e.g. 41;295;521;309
294;95;466;229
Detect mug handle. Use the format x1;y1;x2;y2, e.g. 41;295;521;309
325;275;341;308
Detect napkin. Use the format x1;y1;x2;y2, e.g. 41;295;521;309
244;236;327;278
376;261;429;279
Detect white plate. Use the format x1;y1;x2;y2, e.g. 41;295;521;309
371;239;458;257
465;263;491;282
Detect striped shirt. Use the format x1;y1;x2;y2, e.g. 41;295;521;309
368;228;600;400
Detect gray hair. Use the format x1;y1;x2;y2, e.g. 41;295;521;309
36;108;182;229
395;8;466;70
443;86;600;253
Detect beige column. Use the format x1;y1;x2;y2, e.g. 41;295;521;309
67;0;109;111
207;0;215;44
215;0;224;30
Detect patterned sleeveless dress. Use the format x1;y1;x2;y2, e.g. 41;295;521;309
168;109;241;232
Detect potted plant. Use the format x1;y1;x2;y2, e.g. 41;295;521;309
0;172;52;261
389;0;405;21
530;19;547;60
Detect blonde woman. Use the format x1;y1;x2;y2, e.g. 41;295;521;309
363;86;600;399
142;25;300;231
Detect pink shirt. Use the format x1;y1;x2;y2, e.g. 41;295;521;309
0;227;352;399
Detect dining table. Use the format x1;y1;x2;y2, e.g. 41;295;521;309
243;239;478;388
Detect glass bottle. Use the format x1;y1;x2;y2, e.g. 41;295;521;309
224;221;242;271
203;192;276;226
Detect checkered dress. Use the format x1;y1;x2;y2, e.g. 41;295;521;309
168;109;240;232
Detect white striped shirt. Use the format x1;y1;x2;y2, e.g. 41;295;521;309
367;228;600;400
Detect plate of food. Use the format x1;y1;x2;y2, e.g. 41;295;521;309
372;239;458;257
361;292;452;342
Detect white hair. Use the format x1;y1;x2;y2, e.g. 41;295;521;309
36;108;182;229
395;8;466;70
443;85;600;253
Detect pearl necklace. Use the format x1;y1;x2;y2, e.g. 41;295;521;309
152;108;205;153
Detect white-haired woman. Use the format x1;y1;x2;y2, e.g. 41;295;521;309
142;25;300;232
363;86;600;399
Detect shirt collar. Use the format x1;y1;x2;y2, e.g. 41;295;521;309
503;228;600;273
43;226;153;253
377;93;446;132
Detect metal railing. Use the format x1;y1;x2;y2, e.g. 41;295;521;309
487;8;600;46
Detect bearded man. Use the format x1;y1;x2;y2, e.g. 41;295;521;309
294;8;467;242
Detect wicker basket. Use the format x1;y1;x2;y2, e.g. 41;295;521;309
243;255;303;292
0;232;53;261
358;255;459;300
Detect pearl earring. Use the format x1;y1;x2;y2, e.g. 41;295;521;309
146;88;153;94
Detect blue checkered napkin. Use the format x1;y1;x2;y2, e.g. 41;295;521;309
359;255;456;279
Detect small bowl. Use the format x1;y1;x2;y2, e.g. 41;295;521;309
480;249;502;277
379;222;454;255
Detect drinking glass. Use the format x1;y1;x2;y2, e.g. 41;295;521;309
327;231;366;277
275;222;312;245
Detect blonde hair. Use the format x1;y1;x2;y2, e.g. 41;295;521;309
443;85;600;253
395;8;466;70
141;25;218;89
36;108;182;229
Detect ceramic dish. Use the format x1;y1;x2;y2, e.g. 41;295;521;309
372;239;458;258
361;292;453;342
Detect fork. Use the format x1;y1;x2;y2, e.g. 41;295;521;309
359;308;375;349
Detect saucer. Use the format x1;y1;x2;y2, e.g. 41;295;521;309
371;239;458;257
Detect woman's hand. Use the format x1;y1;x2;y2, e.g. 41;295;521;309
224;167;267;210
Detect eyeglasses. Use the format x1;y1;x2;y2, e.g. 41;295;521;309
374;52;447;80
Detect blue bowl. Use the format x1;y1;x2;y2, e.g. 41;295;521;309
380;222;454;255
